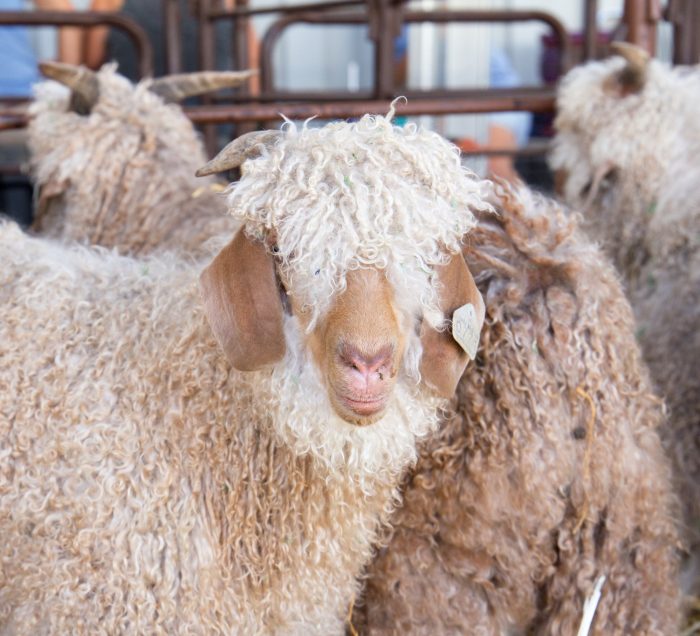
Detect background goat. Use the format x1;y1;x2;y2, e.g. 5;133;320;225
550;43;700;597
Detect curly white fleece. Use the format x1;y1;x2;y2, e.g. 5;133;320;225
550;57;700;234
226;112;493;329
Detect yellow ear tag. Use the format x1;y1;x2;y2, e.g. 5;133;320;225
452;303;482;360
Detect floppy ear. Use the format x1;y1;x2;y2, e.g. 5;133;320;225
200;228;286;370
419;254;485;398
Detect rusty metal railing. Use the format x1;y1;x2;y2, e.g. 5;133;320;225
181;87;558;124
183;0;577;151
665;0;700;64
258;8;570;99
0;1;681;144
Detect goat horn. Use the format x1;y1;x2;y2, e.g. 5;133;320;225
148;69;258;103
39;61;99;115
610;42;649;91
196;130;282;177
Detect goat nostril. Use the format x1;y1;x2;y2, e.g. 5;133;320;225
339;343;393;379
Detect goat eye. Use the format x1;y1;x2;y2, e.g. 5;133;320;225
414;318;423;336
278;284;292;315
601;169;618;187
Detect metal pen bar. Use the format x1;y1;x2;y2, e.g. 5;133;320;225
202;85;554;104
163;0;182;74
259;9;570;93
207;0;366;19
461;140;551;157
583;0;598;60
182;91;557;124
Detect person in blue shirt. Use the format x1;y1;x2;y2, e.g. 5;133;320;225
0;0;41;98
0;0;124;99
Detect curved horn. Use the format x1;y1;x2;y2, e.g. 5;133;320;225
39;61;99;115
148;69;258;103
610;42;649;93
196;130;282;177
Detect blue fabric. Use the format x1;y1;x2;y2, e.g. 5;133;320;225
393;26;408;59
489;49;520;89
489;49;532;146
0;0;41;97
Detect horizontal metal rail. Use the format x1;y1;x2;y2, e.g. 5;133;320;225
206;85;554;105
461;139;551;157
182;89;556;123
207;0;366;20
0;117;27;132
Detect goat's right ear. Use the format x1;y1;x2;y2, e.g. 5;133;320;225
200;228;286;370
419;254;484;398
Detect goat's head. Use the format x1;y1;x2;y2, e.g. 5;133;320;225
198;116;489;428
29;63;254;244
550;42;658;209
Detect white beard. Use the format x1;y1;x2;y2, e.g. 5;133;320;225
264;316;442;493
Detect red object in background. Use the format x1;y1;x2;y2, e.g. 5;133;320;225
455;137;481;154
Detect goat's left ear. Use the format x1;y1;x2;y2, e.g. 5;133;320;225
419;254;484;398
200;228;286;370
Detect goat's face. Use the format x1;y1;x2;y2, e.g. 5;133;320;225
551;43;660;208
301;268;404;425
197;118;490;426
200;228;483;427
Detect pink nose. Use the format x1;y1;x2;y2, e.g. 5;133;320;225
340;344;393;385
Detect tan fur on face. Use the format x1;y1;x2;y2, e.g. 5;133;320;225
301;268;405;426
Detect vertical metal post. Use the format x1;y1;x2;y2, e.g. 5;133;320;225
163;0;182;74
197;0;218;154
370;0;397;100
682;0;700;63
232;0;257;136
623;0;659;56
583;0;598;60
233;0;250;76
198;0;216;71
668;0;700;64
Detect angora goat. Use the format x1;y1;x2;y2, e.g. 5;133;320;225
28;62;254;257
550;43;700;592
355;183;681;635
0;114;491;634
